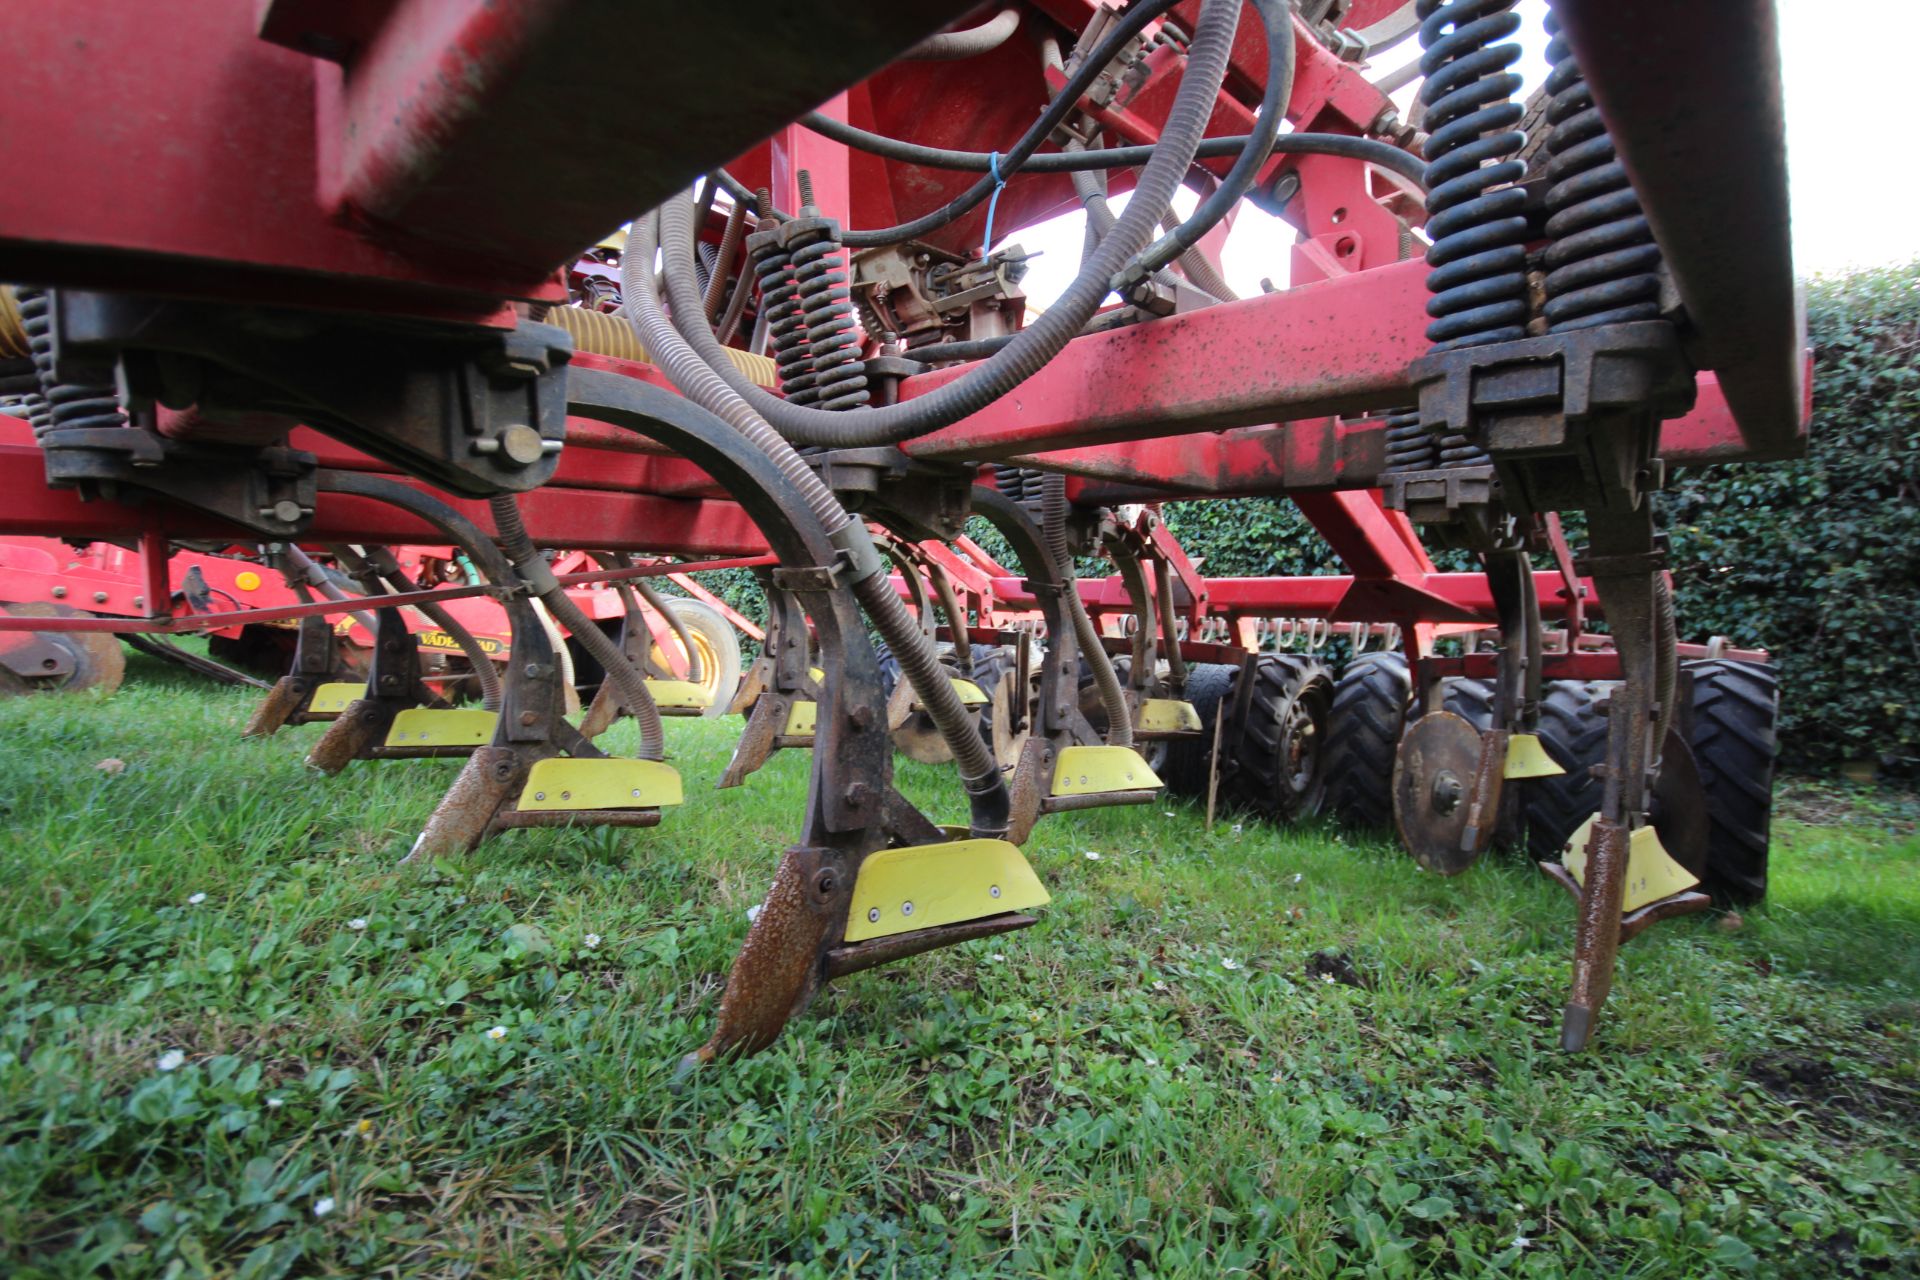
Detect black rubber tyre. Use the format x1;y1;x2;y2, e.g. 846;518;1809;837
1227;655;1335;822
1686;658;1778;904
870;639;901;700
1520;680;1613;864
1161;661;1238;799
1322;652;1410;830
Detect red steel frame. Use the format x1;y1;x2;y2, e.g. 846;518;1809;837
0;0;1802;675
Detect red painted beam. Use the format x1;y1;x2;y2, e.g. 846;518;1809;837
897;259;1432;462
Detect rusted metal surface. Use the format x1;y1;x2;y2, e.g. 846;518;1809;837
409;747;527;863
826;913;1037;979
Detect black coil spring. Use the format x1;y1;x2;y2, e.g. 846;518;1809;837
789;236;869;411
18;286;126;440
751;236;806;392
1416;0;1530;354
1541;13;1663;333
993;464;1046;510
1382;409;1436;473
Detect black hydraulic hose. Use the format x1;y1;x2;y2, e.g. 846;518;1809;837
837;0;1182;248
621;215;1012;835
654;0;1237;449
487;495;666;762
1041;472;1132;748
907;5;1022;59
1067;141;1213;302
797;110;1425;188
1128;0;1294;282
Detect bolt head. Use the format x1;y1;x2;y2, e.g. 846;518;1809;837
868;907;881;923
989;884;1001;899
271;499;303;524
534;791;547;801
92;591;109;604
50;586;66;598
497;424;546;467
901;901;914;917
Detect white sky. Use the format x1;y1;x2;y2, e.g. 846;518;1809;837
1009;0;1920;306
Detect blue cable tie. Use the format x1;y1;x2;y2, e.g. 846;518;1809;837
982;150;1007;261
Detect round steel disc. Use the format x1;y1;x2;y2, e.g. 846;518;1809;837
1651;728;1710;879
0;602;125;697
1392;710;1487;876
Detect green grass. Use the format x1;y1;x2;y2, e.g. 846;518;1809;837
1;648;1917;1278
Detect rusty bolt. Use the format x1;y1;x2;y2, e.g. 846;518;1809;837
92;591;108;604
848;704;874;730
846;782;873;808
519;711;538;727
813;868;837;898
50;586;66;599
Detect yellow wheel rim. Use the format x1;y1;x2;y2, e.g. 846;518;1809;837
651;627;723;704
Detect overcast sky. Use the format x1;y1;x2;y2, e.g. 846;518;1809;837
1011;0;1916;304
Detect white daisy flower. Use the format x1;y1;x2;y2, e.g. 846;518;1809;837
1514;1236;1531;1249
746;903;764;923
583;933;602;949
347;918;368;931
1084;850;1103;862
187;892;207;905
486;1025;507;1041
156;1050;185;1072
1221;958;1242;971
313;1197;336;1218
266;1097;284;1109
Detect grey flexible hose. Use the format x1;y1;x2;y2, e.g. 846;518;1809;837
1040;472;1132;748
907;5;1021;59
487;496;666;762
621;216;1011;831
1163;209;1240;301
654;0;1237;448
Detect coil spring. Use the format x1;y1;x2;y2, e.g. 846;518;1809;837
751;236;805;393
1382;409;1435;473
993;464;1046;510
1416;0;1529;354
15;288;52;436
1541;13;1663;332
19;287;128;440
789;236;869;411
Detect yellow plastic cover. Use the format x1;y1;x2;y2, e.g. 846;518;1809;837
1504;733;1567;779
308;682;364;716
950;677;989;706
784;700;817;736
645;678;713;710
1562;815;1701;912
1051;745;1163;796
518;757;683;811
384;707;497;747
1138;698;1203;733
845;838;1050;942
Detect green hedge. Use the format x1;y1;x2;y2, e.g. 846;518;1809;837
1664;263;1920;774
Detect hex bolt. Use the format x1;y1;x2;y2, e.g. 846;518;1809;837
92;591;108;604
50;586;66;598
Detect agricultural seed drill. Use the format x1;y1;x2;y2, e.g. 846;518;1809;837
0;0;1798;1058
